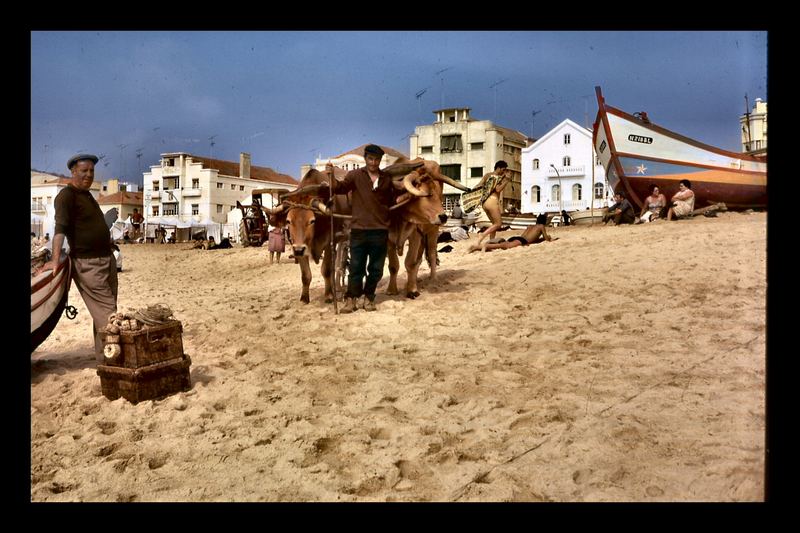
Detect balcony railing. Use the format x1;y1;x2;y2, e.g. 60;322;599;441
31;202;46;212
531;198;610;212
181;187;202;197
547;165;585;177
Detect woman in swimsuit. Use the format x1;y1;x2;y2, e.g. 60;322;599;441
473;160;512;251
469;213;556;252
638;184;667;223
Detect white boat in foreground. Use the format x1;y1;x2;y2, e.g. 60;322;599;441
31;254;70;353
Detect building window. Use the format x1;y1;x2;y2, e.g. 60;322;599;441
240;185;245;191
216;204;223;214
162;203;177;216
440;135;463;153
192;204;199;216
420;146;433;154
563;156;571;167
439;164;461;181
531;186;541;203
151;206;159;217
217;182;223;189
533;159;539;170
231;184;236;190
470;142;484;151
552;184;561;202
594;182;605;199
470;167;483;178
119;185;127;192
572;183;582;201
192;178;199;188
564;134;571;145
153;182;160;192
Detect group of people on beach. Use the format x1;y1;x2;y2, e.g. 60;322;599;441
602;179;696;226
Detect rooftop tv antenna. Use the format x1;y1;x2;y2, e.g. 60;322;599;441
415;86;431;122
435;67;452;108
209;135;218;158
489;78;509;122
117;144;128;179
743;94;753;152
529;109;542;139
135;148;144;174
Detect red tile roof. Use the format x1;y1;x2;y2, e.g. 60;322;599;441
98;191;144;206
335;144;408;160
187;155;298;186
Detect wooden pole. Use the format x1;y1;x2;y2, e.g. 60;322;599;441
327;161;338;315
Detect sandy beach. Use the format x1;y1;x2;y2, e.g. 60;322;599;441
30;211;766;502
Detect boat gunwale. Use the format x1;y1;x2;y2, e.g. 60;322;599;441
31;256;69;313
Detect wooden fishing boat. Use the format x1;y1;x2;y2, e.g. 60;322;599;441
568;208;607;225
31;254;70;353
592;87;767;210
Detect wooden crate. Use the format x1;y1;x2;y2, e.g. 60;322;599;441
97;355;192;404
102;321;184;368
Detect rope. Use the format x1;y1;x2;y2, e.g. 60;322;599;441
132;304;175;326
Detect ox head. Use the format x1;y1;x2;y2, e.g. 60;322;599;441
387;158;471;226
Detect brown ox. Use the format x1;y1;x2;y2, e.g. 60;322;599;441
383;158;470;298
264;168;351;304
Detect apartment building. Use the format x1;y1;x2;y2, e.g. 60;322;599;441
409;107;530;213
142;152;298;224
740;97;767;156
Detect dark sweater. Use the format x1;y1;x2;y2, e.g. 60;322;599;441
54;185;112;258
329;167;396;230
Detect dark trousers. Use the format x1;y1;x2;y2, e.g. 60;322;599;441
347;229;388;301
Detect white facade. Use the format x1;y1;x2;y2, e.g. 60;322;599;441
300;144;407;176
520;119;611;215
30;171;101;237
740;97;767;154
142;152;297;225
409;107;529;213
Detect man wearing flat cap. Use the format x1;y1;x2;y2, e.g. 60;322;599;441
322;144;395;313
37;153;118;361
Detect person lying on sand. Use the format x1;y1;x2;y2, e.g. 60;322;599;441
468;213;557;252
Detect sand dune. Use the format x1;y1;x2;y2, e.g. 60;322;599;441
30;211;766;501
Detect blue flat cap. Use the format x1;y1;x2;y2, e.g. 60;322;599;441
67;153;99;170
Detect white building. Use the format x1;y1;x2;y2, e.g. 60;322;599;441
101;178;140;194
301;144;407;176
142;152;298;225
740;97;767;156
30;170;102;238
409;107;529;213
520;119;612;215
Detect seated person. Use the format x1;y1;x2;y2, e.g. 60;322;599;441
603;192;636;225
667;179;695;221
638;184;667;223
560;210;572;226
469;214;557;252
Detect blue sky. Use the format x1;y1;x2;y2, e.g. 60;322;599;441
30;31;767;183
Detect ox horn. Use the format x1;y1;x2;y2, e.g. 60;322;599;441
383;161;425;177
310;198;329;215
403;172;430;197
280;184;327;200
261;203;287;215
431;172;471;192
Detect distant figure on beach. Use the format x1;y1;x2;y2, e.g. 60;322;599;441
667;179;695;221
472;160;513;252
451;201;463;220
560;210;572;226
130;208;144;238
469;214;556;252
35;153;118;362
603;192;636;225
637;184;667;223
267;222;285;264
